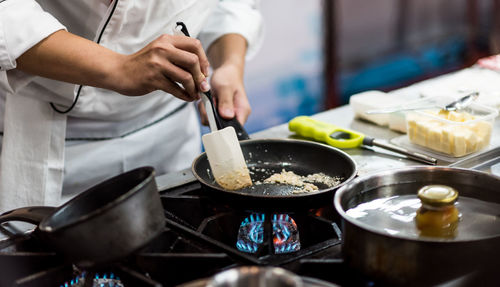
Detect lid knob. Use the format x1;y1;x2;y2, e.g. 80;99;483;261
417;185;458;206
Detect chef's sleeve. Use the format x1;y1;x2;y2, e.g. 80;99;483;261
198;0;264;60
0;0;66;72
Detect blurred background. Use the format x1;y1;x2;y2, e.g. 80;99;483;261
241;0;500;133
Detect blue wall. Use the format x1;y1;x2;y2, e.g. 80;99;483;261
242;38;466;134
339;38;466;104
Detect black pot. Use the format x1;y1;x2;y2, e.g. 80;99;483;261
334;166;500;286
0;166;164;268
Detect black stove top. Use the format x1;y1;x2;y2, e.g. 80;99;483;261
0;178;488;287
0;178;357;287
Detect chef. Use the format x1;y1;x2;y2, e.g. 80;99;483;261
0;0;263;212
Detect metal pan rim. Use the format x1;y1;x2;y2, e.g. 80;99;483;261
333;165;500;243
192;138;358;199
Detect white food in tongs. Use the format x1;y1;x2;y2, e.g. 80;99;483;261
201;94;252;190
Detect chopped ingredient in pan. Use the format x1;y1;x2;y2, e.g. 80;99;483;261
263;170;318;193
215;166;252;190
257;169;342;194
304;173;342;187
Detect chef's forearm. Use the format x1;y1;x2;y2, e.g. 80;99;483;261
207;34;247;75
16;30;121;91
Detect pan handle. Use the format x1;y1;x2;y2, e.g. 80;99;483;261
218;117;250;140
203;88;250;140
0;206;55;225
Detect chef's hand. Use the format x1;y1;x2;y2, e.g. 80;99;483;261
198;34;250;125
198;64;251;125
114;34;210;101
16;31;210;102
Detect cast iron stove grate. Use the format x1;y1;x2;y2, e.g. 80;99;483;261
0;223;235;287
0;180;349;287
160;181;343;266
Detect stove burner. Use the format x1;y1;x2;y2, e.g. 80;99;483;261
61;271;124;287
236;213;264;253
236;213;301;254
273;214;300;254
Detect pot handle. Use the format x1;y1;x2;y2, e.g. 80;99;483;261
0;206;56;225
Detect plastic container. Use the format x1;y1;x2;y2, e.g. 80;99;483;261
406;97;498;157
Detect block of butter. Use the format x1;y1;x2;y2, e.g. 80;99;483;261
349;90;393;126
349;90;415;132
406;107;496;157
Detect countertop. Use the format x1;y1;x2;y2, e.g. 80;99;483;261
250;105;424;177
157;103;500;191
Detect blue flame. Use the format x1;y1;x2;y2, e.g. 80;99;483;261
62;271;123;287
273;213;301;254
237;213;301;254
237;213;265;253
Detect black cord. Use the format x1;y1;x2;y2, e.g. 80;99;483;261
50;0;119;114
175;22;190;37
50;85;83;114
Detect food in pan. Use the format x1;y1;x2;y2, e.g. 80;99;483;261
262;170;319;193
257;169;342;194
202;126;253;191
215;166;253;190
407;109;493;157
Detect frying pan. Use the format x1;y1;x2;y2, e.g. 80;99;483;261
192;138;357;209
191;80;356;209
0;166;164;268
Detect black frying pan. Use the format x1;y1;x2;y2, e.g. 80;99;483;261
192;83;356;209
192;138;357;209
0;166;164;268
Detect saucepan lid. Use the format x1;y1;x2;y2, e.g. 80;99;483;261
334;166;500;242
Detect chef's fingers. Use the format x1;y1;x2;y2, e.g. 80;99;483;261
145;35;209;97
160;61;200;100
197;100;209;126
166;48;210;93
170;36;210;77
155;76;193;102
214;85;235;119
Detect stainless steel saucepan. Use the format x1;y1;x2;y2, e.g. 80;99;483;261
334;166;500;286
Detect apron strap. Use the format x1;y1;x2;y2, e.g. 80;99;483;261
0;91;66;212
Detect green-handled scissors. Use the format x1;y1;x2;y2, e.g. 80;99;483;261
289;116;437;165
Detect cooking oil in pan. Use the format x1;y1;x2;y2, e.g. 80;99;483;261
346;192;500;240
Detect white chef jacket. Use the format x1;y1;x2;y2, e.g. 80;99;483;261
0;0;263;212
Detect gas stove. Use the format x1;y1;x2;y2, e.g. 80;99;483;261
0;169;489;287
0;168;362;287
